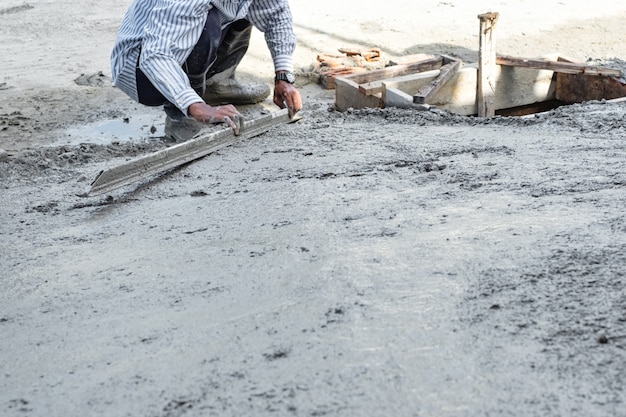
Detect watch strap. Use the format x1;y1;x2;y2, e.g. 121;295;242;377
275;72;296;84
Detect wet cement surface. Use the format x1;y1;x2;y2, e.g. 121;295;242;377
3;1;626;414
2;104;625;416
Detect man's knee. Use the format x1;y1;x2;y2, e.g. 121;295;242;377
136;66;166;106
209;19;252;76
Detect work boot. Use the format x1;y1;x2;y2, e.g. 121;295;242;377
163;102;202;142
203;67;270;105
165;116;206;142
163;102;185;121
202;20;270;105
164;115;203;142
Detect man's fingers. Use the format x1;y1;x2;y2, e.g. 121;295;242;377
283;95;301;118
284;100;295;118
223;115;240;136
274;95;285;109
201;104;242;134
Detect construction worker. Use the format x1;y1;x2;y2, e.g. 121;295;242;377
111;0;302;137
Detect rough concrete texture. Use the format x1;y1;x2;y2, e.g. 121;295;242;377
1;1;626;416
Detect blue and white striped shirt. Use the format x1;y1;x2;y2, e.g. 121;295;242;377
111;0;296;114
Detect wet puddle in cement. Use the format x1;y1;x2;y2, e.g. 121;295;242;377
60;113;165;146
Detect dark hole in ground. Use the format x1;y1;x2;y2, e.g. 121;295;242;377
496;99;568;117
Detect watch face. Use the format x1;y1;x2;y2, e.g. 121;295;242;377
277;72;296;83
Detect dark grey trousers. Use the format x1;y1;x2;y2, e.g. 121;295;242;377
136;10;252;106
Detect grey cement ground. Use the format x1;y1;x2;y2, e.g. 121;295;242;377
2;1;626;416
2;103;626;416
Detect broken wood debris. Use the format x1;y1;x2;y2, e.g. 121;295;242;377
357;55;443;96
334;11;626;116
337;47;381;61
337;53;626;116
313;48;387;89
335;54;462;111
413;56;462;104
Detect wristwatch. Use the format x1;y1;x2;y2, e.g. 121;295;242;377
275;71;296;84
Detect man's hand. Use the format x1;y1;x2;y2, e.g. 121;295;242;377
274;81;302;118
188;102;243;135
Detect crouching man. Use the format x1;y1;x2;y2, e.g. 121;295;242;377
111;0;302;138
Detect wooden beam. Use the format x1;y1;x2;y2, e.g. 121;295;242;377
384;85;431;111
497;55;622;77
318;67;367;89
334;55;442;111
477;12;499;117
345;55;440;85
381;62;557;116
382;70;440;109
354;56;443;96
382;70;442;93
382;67;479;115
413;59;462;104
335;76;383;111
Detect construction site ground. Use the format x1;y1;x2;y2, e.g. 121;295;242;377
1;1;626;416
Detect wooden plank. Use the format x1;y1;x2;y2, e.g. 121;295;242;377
382;67;478;115
382;63;556;115
382;70;442;92
383;85;431;111
352;56;443;95
477;12;499;117
497;55;622;77
413;59;462;104
383;86;417;109
357;57;443;96
319;67;367;89
345;56;441;85
335;56;440;110
441;54;456;63
335;76;382;111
